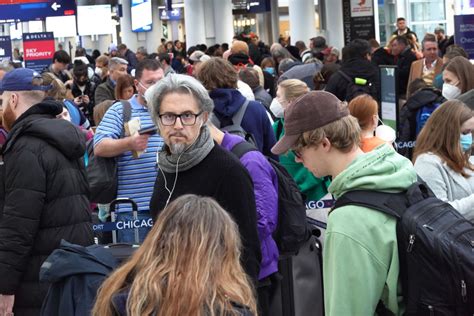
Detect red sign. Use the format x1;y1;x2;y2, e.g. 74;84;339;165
23;32;55;72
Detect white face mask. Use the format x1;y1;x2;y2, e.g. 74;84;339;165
375;124;396;143
270;98;284;118
94;67;103;77
442;83;461;100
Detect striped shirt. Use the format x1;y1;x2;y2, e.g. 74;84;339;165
94;95;163;212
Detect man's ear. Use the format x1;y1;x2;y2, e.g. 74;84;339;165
202;111;209;124
321;137;331;152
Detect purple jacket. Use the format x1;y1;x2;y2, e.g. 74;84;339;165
222;133;279;280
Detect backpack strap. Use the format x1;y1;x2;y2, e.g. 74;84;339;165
232;99;250;126
230;140;258;159
333;190;407;219
338;70;353;83
120;100;132;138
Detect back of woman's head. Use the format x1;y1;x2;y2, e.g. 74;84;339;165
413;100;474;176
278;79;309;103
93;194;256;316
445;56;474;94
114;74;135;100
348;94;378;130
41;72;66;100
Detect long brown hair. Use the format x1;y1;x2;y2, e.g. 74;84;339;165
444;56;474;94
92;195;257;316
413;100;474;176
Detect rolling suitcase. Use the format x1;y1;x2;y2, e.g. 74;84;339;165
93;198;142;264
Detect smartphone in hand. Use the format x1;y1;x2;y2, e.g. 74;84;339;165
138;125;157;135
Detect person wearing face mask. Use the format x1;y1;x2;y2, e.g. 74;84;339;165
272;79;330;206
442;56;474;100
413;100;474;221
93;59;165;242
260;57;276;98
147;74;261;284
71;62;96;123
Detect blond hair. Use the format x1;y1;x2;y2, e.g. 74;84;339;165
278;79;309;103
92;195;257;316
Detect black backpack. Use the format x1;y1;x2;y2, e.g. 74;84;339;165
333;181;474;315
211;100;258;147
86;101;132;204
338;70;374;102
231;141;309;253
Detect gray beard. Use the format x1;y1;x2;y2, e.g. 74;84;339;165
170;143;186;155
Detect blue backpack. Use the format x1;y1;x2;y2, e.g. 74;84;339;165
415;102;441;135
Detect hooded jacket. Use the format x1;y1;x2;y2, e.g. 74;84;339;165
0;100;94;315
398;88;445;159
210;88;277;159
324;144;417;316
39;240;118;316
325;58;380;102
221;133;279;280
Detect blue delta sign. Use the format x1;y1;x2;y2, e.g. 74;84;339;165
0;0;77;22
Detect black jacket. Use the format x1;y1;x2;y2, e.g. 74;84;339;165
39;240;118;316
71;80;97;121
150;145;262;282
325;58;380;102
0;100;94;315
398;88;445;159
396;47;418;97
123;49;138;73
391;27;418;40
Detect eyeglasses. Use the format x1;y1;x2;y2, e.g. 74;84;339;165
158;111;203;126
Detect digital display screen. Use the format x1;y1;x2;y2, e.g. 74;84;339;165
77;5;113;36
46;15;77;38
131;0;152;32
0;0;76;22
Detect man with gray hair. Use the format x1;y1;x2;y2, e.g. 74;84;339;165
136;46;148;62
147;74;261;282
94;57;128;104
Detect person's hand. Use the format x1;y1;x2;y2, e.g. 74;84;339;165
0;294;14;315
73;96;83;106
65;79;73;88
81;95;90;104
128;133;150;152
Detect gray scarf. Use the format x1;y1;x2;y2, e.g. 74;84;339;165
158;126;215;173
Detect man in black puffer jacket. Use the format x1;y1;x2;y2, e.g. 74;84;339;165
325;39;380;102
0;68;93;316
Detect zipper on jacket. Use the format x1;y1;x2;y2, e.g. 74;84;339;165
461;280;467;302
407;234;415;252
427;305;434;316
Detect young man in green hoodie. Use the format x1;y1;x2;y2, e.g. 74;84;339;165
271;91;418;315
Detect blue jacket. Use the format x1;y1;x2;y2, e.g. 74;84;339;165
39;240;118;316
222;133;279;280
210;88;277;160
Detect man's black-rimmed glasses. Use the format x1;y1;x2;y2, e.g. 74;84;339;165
158;111;203;126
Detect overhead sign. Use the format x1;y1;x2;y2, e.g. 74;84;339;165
131;0;152;32
0;36;12;61
159;8;182;21
342;0;376;44
23;32;55;72
0;0;76;22
454;14;474;60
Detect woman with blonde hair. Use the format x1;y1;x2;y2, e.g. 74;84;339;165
413;100;474;220
92;194;257;316
348;94;386;152
272;79;330;204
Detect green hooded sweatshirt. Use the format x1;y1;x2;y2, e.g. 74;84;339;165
324;144;417;316
273;119;330;202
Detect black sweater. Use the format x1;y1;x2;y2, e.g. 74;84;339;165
150;145;261;282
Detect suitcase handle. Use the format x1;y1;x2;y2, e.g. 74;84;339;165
110;198;138;213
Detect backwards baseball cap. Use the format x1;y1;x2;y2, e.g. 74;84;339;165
0;68;51;94
189;50;211;63
271;91;349;155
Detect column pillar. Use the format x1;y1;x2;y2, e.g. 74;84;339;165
184;0;206;47
145;0;163;53
213;0;233;44
288;0;316;43
270;0;279;44
257;13;272;45
119;0;138;51
323;0;344;51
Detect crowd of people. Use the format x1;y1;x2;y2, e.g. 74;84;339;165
0;16;473;316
